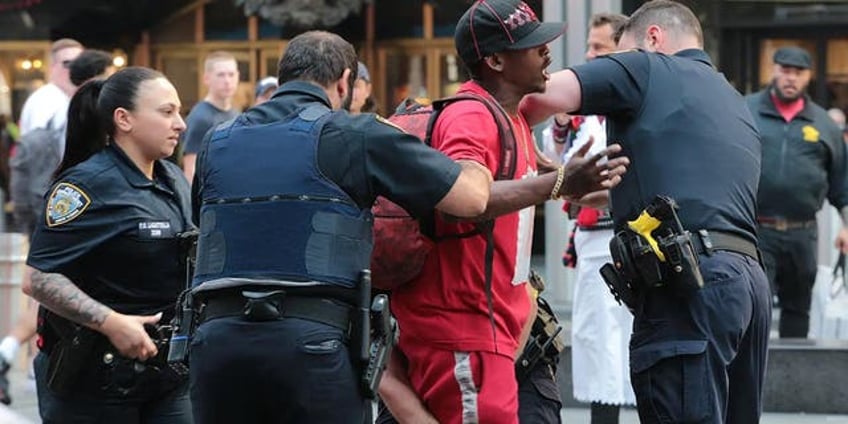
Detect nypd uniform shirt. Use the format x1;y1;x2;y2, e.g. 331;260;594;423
27;144;194;316
570;48;761;243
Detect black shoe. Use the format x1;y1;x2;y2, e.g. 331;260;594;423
0;357;11;405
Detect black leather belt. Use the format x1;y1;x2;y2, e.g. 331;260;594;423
757;216;816;231
197;292;352;331
691;229;760;263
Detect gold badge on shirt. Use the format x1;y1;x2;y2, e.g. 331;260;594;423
802;125;820;143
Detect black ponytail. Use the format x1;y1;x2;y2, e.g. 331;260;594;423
56;78;106;177
55;66;165;178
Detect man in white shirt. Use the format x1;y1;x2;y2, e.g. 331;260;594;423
18;38;83;135
1;38;81;406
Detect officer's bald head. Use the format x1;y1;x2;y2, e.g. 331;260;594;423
619;0;703;52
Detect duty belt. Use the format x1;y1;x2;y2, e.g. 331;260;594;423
578;217;614;231
691;229;760;263
197;291;352;331
757;216;816;232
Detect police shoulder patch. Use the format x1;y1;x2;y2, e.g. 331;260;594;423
46;183;91;227
375;115;406;133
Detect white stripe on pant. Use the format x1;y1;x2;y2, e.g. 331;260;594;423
453;352;479;424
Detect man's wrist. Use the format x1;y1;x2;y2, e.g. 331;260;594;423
550;166;565;200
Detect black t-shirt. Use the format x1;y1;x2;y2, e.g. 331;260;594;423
27;144;194;315
571;49;761;242
181;101;239;155
191;81;461;224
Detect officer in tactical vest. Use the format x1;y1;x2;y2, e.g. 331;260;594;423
186;30;492;423
525;1;771;423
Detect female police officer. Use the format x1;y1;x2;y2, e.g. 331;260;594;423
22;66;193;423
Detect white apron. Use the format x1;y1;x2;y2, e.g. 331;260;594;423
564;116;636;405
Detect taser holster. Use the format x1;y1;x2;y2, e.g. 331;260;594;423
601;196;704;308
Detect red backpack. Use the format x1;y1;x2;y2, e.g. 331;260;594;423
370;93;517;291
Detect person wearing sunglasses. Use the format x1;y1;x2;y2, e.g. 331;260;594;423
18;38;83;136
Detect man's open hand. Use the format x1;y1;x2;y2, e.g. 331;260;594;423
558;138;628;201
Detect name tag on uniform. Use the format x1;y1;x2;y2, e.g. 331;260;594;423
138;221;173;238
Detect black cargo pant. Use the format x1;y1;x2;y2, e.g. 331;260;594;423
759;226;818;338
190;315;365;423
629;251;771;424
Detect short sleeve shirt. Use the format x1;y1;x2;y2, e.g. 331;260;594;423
19;83;69;136
181;101;239;155
392;80;535;359
570;49;760;242
27;144;194;315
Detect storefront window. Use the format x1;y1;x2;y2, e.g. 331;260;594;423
439;53;468;98
827;39;848;111
160;55;199;112
0;45;48;122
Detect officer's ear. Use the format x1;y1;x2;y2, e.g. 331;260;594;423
483;54;505;73
335;68;353;108
645;24;664;51
113;107;133;134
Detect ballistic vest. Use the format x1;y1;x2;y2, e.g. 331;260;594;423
192;105;373;289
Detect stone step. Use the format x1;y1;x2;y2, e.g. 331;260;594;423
556;337;848;414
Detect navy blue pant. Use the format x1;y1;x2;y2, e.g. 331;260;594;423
33;352;191;424
629;251;771;424
759;226;818;338
190;316;365;423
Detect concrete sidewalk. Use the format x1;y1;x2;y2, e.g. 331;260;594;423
5;367;848;423
562;408;848;423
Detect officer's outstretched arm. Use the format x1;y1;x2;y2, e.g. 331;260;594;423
521;69;583;127
451;143;626;222
434;160;492;218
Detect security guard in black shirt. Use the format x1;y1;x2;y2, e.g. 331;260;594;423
746;46;848;338
525;1;771;423
187;31;492;424
23;67;193;423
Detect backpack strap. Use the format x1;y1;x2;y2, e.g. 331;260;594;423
428;93;517;181
425;92;524;353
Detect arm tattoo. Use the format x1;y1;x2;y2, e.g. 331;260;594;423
29;270;111;328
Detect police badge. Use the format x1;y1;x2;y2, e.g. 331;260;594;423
46;183;91;227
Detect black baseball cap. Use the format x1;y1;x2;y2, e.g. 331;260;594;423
773;46;811;69
455;0;564;68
